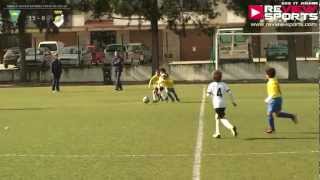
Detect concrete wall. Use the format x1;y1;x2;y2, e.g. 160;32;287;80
120;65;152;81
169;61;319;81
0;67;104;83
0;61;318;83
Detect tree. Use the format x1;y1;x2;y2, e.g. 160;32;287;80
225;0;313;80
84;0;217;74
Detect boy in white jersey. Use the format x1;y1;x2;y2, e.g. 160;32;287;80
207;70;238;138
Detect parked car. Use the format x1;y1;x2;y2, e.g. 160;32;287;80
265;43;288;61
17;47;52;67
104;43;152;64
59;46;92;66
104;44;127;64
87;45;105;64
3;47;20;68
127;43;152;64
38;41;64;57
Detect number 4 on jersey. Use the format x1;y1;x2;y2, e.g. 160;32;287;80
217;88;223;97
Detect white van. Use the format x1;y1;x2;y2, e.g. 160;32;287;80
38;41;64;57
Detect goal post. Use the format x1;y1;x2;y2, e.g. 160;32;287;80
214;29;320;71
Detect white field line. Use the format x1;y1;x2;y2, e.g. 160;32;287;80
0;151;317;159
192;87;206;180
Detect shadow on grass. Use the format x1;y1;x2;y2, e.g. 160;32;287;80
278;132;319;135
244;137;317;141
0;107;54;111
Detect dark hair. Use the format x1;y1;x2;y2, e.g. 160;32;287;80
213;70;222;82
265;67;276;78
159;68;166;74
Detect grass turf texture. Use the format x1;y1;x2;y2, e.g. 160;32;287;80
0;84;317;180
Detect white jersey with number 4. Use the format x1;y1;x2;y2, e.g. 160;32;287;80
207;82;230;108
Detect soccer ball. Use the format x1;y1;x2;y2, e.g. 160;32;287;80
143;96;150;103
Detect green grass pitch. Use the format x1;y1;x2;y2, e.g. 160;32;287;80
0;84;317;180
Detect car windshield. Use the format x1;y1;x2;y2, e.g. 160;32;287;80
127;45;142;52
6;48;19;54
39;44;57;51
106;45;126;52
268;43;287;49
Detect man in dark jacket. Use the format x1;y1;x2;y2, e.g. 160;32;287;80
112;51;124;91
51;54;62;92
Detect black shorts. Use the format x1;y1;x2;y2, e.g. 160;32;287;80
215;108;226;118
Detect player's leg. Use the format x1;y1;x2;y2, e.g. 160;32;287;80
154;86;163;101
265;112;275;133
218;108;238;137
166;88;175;102
159;87;168;102
152;87;159;102
56;75;61;92
276;112;297;123
274;98;297;123
114;71;119;90
213;113;221;138
118;71;123;90
265;99;277;133
171;88;180;102
52;76;57;92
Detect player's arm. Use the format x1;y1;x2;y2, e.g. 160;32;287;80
148;76;156;88
206;85;213;96
226;89;237;106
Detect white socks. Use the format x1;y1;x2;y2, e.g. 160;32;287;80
152;93;156;101
220;118;233;129
215;118;220;135
214;114;233;135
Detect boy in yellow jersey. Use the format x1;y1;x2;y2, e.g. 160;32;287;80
159;73;180;102
148;69;162;102
264;68;297;134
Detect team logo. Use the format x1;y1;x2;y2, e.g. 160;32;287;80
9;10;21;25
53;10;64;28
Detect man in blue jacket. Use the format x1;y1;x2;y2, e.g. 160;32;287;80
51;53;62;92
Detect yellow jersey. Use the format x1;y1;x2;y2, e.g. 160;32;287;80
158;76;174;88
148;75;160;88
267;78;281;98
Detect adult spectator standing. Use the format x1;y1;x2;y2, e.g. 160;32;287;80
51;53;62;92
112;51;124;91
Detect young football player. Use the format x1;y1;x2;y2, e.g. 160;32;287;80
207;70;238;138
264;67;297;134
157;68;169;101
158;73;180;102
148;69;162;102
